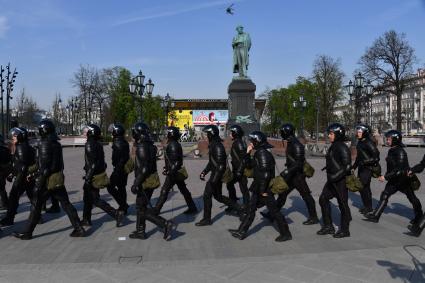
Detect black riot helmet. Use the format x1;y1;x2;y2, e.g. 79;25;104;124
86;124;101;139
9;127;26;143
229;124;244;139
355;123;371;139
38;119;56;138
280;123;295;140
18;127;29;141
109;123;125;137
385;130;403;146
132;122;150;142
326;123;346;142
249;131;273;149
166;126;181;140
203;125;220;142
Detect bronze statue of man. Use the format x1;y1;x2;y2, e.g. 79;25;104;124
232;25;251;78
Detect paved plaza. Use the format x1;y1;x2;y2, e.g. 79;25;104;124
0;145;424;282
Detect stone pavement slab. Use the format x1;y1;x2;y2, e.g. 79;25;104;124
0;146;424;282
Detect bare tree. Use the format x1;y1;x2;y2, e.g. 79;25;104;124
312;55;345;129
14;88;39;128
359;30;417;131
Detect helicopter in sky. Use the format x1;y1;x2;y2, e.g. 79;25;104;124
226;3;235;15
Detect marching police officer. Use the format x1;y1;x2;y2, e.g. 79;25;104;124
13;120;85;239
407;154;425;236
317;123;352;238
81;124;124;227
153;126;197;215
107;123;130;214
352;124;380;214
0;127;36;227
129;122;174;240
261;123;318;225
0;134;11;211
195;125;241;226
364;130;423;228
226;125;249;213
229;131;292;241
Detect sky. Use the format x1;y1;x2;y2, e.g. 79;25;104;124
0;0;424;110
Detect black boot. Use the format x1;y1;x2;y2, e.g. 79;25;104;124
231;229;247;240
275;219;292;242
195;218;212;226
163;221;174;240
13;231;32;240
303;217;319;225
364;194;388;223
260;211;273;222
116;210;125;227
333;230;350;238
129;211;146;239
317;225;335;235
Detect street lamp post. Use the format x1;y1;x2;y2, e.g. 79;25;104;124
161;93;175;127
315;94;320;145
129;70;154;122
293;94;307;138
345;72;374;126
0;63;18;136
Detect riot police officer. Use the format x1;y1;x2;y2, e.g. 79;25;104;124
107;123;130;214
195;125;241;226
13;120;85;239
352;124;380;214
407;154;425;236
0;127;35;227
129;122;174;240
364;130;423;228
261;123;318;225
81;124;124;227
0;134;11;211
225;125;249;213
153;126;197;215
229;131;292;241
317;123;352;238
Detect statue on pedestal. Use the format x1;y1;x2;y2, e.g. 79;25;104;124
232;26;251;78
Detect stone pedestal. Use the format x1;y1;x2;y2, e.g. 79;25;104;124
227;77;260;135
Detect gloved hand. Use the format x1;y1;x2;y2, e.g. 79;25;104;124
6;174;13;182
131;185;138;195
162;168;168;176
200;172;206;181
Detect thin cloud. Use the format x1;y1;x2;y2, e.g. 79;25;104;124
113;0;241;26
0;16;9;38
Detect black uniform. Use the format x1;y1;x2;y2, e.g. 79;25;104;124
408;154;425;236
318;140;352;237
130;139;173;239
0;143;11;210
230;138;292;241
226;137;249;207
0;140;35;226
82;136;122;226
153;139;197;214
353;137;380;213
13;135;85;239
107;136;130;213
365;145;422;224
275;136;318;223
196;137;241;226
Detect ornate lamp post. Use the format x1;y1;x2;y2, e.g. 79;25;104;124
0;63;18;136
345;72;374;126
293;94;307;138
161;93;175;127
129;70;154;122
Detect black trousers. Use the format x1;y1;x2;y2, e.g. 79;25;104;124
107;170;128;210
276;173;317;219
377;180;423;221
24;186;81;234
83;183;117;222
226;175;249;206
136;188;167;231
239;182;289;235
202;180;240;220
154;175;196;213
0;176;8;207
357;166;373;210
319;178;352;232
4;178;35;221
